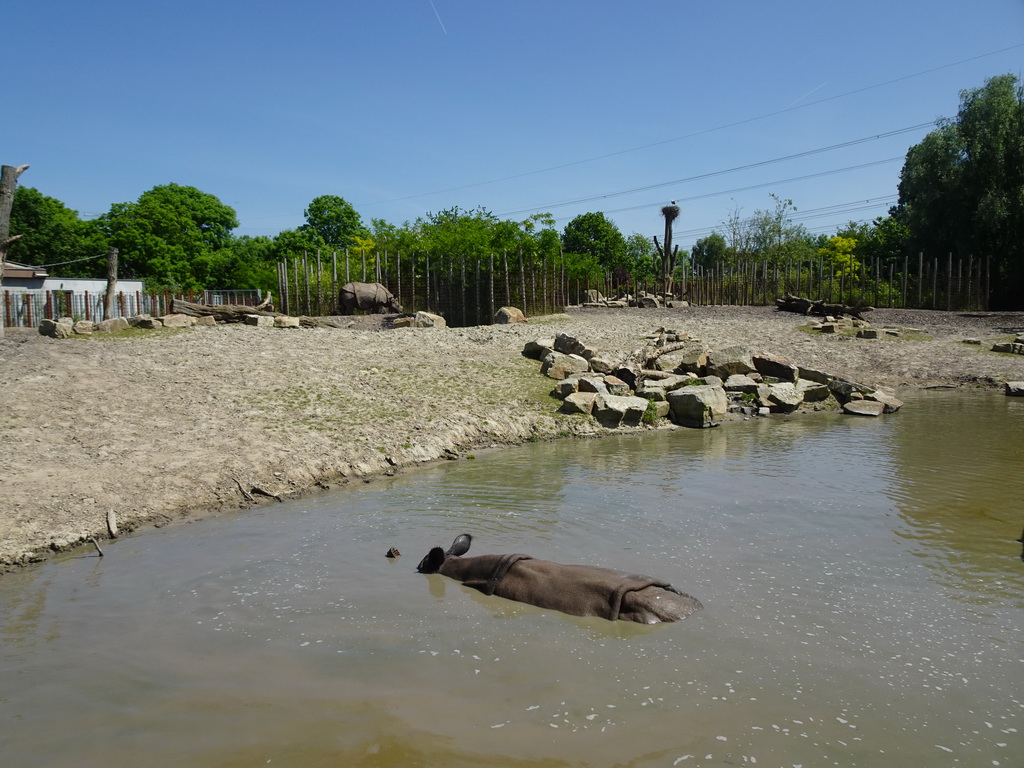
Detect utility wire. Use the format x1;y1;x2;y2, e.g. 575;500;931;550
358;43;1024;207
497;123;930;218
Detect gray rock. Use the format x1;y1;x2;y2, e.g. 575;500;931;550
856;328;879;339
274;315;301;328
866;391;904;413
795;379;831;403
38;319;73;338
523;338;556;360
159;313;190;328
593;394;650;428
656;341;710;374
560;392;597;415
587;350;624;374
765;382;803;413
604;375;632;396
1004;381;1024;397
797;366;833;385
72;320;95;335
723;374;760;394
577;376;609;395
95;317;130;333
541;352;590;380
753;353;799;383
494;306;527;324
195;315;217;326
134;317;164;329
706;345;755;378
551;378;580;399
244;314;274;327
554;332;586;357
843;400;886;416
828;378;873;404
667;386;728;428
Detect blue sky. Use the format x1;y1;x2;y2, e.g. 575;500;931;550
6;1;1023;253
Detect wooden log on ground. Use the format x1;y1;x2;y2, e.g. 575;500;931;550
775;293;873;320
170;298;281;322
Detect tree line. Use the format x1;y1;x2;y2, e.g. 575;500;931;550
5;74;1022;310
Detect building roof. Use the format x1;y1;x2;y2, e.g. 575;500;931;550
2;261;49;280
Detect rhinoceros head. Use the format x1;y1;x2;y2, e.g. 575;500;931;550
417;533;472;573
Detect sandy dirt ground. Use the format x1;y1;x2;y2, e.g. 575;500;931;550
2;305;1023;572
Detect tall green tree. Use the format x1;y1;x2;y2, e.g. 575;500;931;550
96;183;239;291
898;73;1024;308
8;187;108;277
561;212;626;272
303;195;367;248
691;232;728;270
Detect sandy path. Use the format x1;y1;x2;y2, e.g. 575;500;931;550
2;305;1022;572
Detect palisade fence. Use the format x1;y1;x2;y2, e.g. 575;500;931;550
684;253;990;311
1;289;263;328
279;249;992;323
277;249;572;326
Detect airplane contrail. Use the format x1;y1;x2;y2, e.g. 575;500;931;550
785;81;829;109
428;0;448;34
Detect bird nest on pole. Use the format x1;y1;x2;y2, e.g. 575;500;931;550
661;204;680;224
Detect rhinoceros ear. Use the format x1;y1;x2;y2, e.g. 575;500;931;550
417;547;446;573
446;534;472;557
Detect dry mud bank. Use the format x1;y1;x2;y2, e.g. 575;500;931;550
2;305;1023;572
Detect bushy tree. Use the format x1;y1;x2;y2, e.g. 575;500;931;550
561;212;626;272
898;74;1024;307
691;232;728;269
8;187;108;277
96;183;238;291
303;195;367;248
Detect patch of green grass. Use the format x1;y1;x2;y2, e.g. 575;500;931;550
641;398;660;426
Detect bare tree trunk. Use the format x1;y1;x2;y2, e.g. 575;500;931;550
103;246;119;320
0;164;30;338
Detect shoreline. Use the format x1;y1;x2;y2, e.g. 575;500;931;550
2;305;1023;574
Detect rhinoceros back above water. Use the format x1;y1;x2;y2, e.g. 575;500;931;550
417;534;702;624
338;282;402;314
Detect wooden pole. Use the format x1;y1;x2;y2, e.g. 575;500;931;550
103;246;119;320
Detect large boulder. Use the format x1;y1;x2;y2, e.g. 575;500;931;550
765;382;803;413
1005;381;1024;397
843;400;886;416
723;374;760;394
392;311;447;328
72;320;95;335
554;332;587;357
593;394;650;428
541;352;590;380
667;385;728;428
274;315;301;328
706;345;755;378
38;318;74;339
587;350;625;375
523;338;556;360
159;313;191;328
494;306;527;324
244;314;274;327
795;379;831;403
656;341;710;374
560;392;597;415
828;378;873;404
866;391;904;413
753;353;799;383
95;317;130;333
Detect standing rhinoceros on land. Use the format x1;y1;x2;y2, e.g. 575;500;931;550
338;282;402;314
417;534;702;624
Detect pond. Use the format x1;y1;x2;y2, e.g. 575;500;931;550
1;390;1022;767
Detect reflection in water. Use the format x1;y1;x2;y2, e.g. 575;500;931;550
0;391;1021;767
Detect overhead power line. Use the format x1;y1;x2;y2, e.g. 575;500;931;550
497;123;930;218
357;43;1023;208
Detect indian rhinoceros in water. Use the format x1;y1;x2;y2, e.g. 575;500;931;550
338;282;402;314
417;534;702;624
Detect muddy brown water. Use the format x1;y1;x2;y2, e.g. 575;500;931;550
1;390;1022;767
